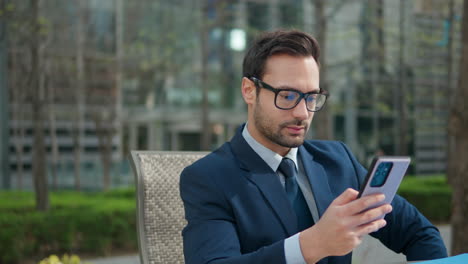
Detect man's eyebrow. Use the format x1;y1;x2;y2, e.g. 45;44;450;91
275;85;296;90
275;85;320;93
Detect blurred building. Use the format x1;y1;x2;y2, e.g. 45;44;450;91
411;0;462;174
1;0;462;190
5;1;122;189
121;0;364;153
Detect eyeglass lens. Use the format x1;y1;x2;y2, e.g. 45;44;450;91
276;90;325;111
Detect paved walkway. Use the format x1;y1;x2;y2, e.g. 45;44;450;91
352;225;451;264
85;254;139;264
86;225;451;264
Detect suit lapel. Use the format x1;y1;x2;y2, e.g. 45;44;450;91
230;127;297;236
299;146;334;218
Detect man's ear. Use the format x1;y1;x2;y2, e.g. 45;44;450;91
241;77;256;105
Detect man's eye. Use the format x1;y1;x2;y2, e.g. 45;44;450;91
281;92;297;101
306;95;316;102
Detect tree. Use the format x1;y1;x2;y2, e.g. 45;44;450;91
200;1;211;150
92;111;116;191
310;0;353;140
9;35;27;189
447;0;468;255
312;0;333;140
396;0;408;156
72;0;87;191
0;0;10;190
30;0;49;211
199;0;232;150
46;57;59;190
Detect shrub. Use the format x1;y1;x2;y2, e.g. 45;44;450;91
397;175;452;222
0;188;137;264
0;180;452;263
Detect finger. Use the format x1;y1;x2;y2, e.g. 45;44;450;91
350;204;393;226
332;188;359;206
345;193;386;215
355;219;387;236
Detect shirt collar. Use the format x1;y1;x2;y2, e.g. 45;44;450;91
242;123;298;172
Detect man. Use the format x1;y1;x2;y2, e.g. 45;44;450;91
179;30;447;264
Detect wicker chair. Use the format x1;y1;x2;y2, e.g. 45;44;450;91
130;151;207;264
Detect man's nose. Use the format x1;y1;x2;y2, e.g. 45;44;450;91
291;98;309;120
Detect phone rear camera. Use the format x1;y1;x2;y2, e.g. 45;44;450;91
370;162;393;187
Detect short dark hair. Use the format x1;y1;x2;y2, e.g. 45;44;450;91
242;29;320;79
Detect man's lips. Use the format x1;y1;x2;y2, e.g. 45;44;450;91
285;126;305;133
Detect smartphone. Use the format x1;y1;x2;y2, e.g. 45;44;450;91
357;156;411;218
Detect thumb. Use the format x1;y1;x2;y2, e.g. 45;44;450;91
332;188;359;206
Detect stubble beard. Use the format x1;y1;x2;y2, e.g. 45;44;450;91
253;103;310;149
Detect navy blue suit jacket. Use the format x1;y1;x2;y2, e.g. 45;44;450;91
180;128;447;264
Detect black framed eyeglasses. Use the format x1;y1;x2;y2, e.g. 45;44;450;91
249;77;329;112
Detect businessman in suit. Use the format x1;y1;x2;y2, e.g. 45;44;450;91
179;30;447;264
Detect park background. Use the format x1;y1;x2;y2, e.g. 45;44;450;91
0;0;467;263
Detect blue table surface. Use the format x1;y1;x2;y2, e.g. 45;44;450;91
417;254;468;264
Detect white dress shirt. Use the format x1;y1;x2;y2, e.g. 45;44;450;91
242;125;319;264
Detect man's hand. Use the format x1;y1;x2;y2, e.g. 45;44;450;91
299;188;392;263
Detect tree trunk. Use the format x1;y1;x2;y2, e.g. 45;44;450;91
368;0;383;152
448;0;468;255
31;0;49;211
200;2;211;150
73;0;86;191
313;0;333;140
396;0;408;156
46;59;59;190
0;0;10;189
446;0;456;193
93;111;114;191
14;127;25;189
102;134;112;190
115;0;123;157
10;50;26;189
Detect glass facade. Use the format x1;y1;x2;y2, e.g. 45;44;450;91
0;0;463;189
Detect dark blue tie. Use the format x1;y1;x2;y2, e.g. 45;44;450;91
278;158;314;232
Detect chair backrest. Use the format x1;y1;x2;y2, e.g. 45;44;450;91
130;151;207;264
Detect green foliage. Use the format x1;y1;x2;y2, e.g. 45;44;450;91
0;3;15;17
0;179;451;263
0;188;137;264
398;175;452;222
